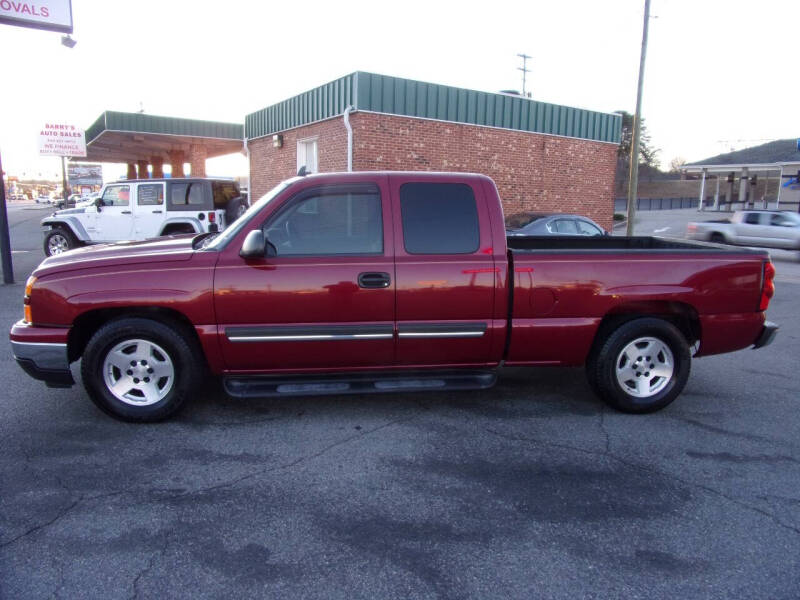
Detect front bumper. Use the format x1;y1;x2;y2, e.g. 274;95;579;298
10;340;74;388
753;321;779;350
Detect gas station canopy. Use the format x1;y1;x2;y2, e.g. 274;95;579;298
82;111;244;177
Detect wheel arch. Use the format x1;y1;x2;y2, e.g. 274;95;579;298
42;217;89;241
588;301;700;362
159;218;203;236
68;306;205;366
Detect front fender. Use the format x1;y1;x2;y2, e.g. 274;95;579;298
41;216;91;242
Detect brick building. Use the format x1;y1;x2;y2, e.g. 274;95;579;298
246;72;621;229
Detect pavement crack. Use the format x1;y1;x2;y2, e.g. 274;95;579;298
484;427;800;537
173;413;421;499
129;531;170;600
0;489;129;548
0;498;82;549
598;406;611;453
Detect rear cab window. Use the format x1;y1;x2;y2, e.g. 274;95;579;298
743;213;761;225
399;182;480;254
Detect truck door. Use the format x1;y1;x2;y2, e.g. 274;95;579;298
389;176;497;366
133;182;166;238
92;184;134;241
214;177;395;371
733;212;761;246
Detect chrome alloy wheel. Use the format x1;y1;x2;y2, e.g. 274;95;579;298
614;336;674;398
102;339;175;406
47;233;70;255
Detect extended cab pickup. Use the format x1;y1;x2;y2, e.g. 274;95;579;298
11;172;778;422
687;209;800;250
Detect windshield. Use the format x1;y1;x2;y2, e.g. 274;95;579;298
779;212;800;225
204;178;297;250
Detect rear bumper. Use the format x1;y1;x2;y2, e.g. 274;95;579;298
10;321;74;388
753;321;779;350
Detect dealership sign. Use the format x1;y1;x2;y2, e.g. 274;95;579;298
38;122;86;157
0;0;72;33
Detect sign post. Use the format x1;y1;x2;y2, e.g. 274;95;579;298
1;1;75;285
0;150;13;284
38;122;87;208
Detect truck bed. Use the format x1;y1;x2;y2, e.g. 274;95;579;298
507;235;764;254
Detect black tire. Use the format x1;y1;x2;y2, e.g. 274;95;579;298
709;232;726;244
80;317;203;422
44;227;78;256
586;318;691;414
225;197;246;224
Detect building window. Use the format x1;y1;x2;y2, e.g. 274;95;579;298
297;137;318;173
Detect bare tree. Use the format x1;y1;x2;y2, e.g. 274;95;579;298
669;157;687;173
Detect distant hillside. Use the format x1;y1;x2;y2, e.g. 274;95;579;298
688;139;800;166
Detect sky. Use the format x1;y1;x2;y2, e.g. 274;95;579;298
1;0;798;182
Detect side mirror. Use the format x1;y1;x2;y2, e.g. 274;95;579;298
94;197;103;211
240;230;266;258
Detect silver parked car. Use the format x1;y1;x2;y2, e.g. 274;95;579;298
505;212;608;236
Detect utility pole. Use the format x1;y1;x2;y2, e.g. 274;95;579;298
626;0;650;237
0;149;13;284
517;53;532;97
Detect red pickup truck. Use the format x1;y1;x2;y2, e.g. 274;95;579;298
10;171;778;422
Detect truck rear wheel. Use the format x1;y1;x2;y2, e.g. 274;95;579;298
710;232;726;244
44;228;78;256
80;318;202;422
587;318;690;413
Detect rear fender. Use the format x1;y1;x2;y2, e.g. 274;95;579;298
159;217;203;235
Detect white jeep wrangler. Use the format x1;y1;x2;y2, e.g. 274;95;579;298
42;178;248;256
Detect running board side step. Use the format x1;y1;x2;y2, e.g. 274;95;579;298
223;370;498;398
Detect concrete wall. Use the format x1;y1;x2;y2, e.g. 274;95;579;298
249;111;619;230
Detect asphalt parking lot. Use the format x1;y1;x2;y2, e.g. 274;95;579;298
1;204;799;599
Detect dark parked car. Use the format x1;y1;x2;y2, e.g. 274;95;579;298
505;212;608;236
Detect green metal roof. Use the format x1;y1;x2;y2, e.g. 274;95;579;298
245;72;621;144
86;111;243;145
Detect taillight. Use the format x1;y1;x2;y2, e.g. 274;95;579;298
23;275;36;323
759;261;776;311
208;212;216;222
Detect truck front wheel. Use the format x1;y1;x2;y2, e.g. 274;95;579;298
587;318;691;413
80;318;202;422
